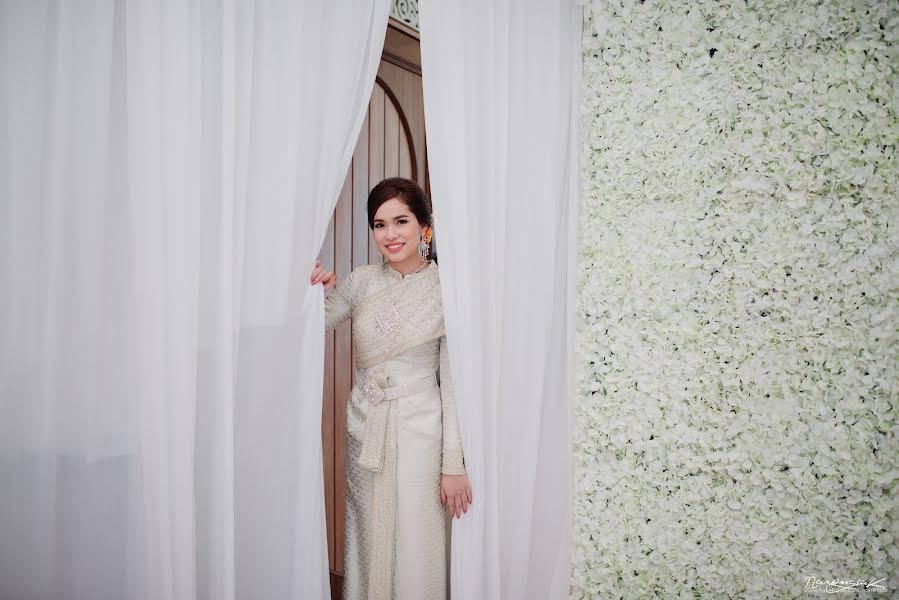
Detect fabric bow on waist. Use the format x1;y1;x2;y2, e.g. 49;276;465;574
357;370;394;472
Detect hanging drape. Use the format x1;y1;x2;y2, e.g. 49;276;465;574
419;1;582;599
0;1;389;598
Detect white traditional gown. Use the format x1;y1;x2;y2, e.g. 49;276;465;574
325;259;465;600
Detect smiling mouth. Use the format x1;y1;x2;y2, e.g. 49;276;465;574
386;243;404;252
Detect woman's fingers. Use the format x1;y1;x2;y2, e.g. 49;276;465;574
442;477;474;518
310;266;336;286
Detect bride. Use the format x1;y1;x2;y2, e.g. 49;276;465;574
310;177;473;600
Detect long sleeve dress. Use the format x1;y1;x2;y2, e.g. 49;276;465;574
324;259;465;600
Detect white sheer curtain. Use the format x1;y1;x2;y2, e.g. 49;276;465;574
420;2;582;599
0;1;389;599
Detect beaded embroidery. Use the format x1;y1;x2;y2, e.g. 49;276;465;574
360;369;389;405
374;303;401;334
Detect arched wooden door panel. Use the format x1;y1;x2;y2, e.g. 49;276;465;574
319;20;426;599
359;78;419;265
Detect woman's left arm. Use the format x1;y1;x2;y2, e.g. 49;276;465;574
438;334;472;519
438;334;465;475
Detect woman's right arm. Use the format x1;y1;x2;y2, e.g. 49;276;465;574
324;269;354;331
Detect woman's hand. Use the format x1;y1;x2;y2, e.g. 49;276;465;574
440;474;472;519
310;258;337;291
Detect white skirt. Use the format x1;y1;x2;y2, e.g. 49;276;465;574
342;362;449;600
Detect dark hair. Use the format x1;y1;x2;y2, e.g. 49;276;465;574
367;177;437;262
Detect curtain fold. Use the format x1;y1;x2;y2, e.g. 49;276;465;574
419;2;581;599
0;1;389;598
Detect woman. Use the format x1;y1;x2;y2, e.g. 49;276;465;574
310;177;473;600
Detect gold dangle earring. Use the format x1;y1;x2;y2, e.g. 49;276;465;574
418;226;432;261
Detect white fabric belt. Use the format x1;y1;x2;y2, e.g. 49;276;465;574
357;372;438;473
376;373;437;404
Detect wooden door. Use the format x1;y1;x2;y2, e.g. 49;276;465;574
319;20;427;599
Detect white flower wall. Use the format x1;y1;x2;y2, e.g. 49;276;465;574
574;0;898;597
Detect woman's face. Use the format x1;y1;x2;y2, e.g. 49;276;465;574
372;198;426;267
